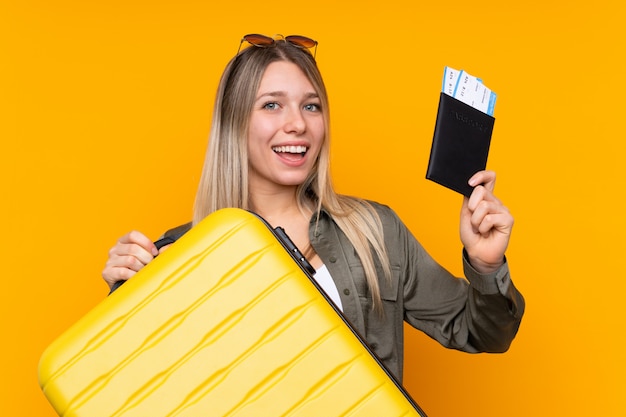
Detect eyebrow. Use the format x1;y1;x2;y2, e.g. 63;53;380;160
255;91;319;100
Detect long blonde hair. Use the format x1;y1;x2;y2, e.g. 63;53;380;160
193;41;391;311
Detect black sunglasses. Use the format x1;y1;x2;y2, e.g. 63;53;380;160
237;34;318;58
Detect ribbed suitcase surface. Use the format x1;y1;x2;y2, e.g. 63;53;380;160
39;208;426;416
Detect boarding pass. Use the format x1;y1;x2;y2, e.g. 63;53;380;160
442;66;496;116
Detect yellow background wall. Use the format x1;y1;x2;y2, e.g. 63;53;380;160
2;0;624;415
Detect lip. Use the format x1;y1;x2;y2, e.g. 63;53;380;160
271;142;310;167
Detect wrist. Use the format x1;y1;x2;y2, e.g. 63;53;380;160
463;249;505;274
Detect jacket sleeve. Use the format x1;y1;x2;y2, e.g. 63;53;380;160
384;205;525;353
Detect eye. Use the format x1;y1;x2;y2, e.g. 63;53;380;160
263;102;279;110
304;103;320;112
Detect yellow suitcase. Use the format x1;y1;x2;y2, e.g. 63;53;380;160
39;208;426;416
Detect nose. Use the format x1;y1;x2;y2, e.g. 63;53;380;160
283;107;306;134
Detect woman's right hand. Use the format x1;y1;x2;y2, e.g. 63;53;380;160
102;231;160;290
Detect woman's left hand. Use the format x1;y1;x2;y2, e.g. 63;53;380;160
460;170;514;274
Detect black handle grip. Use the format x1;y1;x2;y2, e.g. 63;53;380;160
273;226;316;276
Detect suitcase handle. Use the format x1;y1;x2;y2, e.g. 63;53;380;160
109;236;178;293
110;223;317;293
272;226;316;276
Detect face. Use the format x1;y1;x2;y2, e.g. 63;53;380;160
247;60;325;194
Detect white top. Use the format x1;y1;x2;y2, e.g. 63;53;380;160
312;264;343;311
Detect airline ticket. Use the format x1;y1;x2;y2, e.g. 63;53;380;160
442;66;496;116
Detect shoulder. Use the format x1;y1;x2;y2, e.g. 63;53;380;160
364;199;394;216
329;195;397;217
363;199;403;226
333;196;405;230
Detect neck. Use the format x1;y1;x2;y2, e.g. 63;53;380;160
249;184;319;269
249;187;307;227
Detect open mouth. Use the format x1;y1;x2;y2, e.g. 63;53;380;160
272;145;308;157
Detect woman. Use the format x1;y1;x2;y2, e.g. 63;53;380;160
102;34;525;382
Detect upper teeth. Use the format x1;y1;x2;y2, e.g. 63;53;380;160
273;145;307;154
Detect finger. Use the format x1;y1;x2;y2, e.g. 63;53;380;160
467;184;501;213
102;264;138;288
102;249;153;288
475;212;514;236
468;195;507;223
468;170;496;193
158;243;173;254
471;203;512;235
105;252;152;272
118;231;159;256
108;242;155;266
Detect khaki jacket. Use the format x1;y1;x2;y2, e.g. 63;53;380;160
308;202;525;382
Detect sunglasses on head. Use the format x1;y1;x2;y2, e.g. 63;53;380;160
237;34;318;58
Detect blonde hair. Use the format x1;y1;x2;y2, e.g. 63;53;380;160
193;41;391;311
